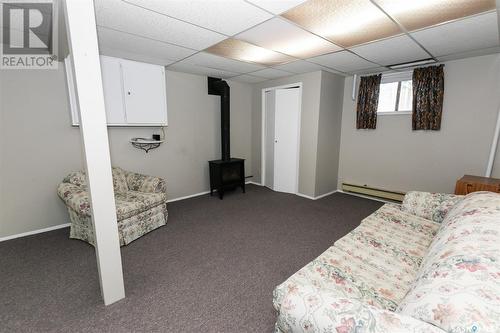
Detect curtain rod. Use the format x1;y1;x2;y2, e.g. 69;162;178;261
357;63;444;79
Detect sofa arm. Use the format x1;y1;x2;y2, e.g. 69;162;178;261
57;183;91;217
125;171;166;194
401;191;463;223
276;290;445;333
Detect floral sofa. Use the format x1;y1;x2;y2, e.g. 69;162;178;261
273;191;500;333
57;167;168;246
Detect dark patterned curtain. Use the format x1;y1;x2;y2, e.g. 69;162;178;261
412;65;444;130
356;74;381;129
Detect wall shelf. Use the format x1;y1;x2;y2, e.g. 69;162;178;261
130;138;164;153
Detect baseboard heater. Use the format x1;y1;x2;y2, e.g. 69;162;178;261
342;182;406;202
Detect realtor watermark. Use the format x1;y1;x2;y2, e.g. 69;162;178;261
1;0;58;69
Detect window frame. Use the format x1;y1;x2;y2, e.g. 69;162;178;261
377;70;413;116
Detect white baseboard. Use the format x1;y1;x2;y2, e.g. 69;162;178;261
246;181;263;186
314;190;338;200
167;181;259;203
0;223;70;242
166;190;211;203
0;183;337;242
296;190;338;200
337;190;392;204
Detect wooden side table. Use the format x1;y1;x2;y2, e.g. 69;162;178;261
455;175;500;195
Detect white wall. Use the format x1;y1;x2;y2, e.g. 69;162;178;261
1;67;83;238
315;71;345;196
338;54;500;193
251;70;345;197
0;66;253;238
252;71;323;197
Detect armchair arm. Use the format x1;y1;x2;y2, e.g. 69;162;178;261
57;183;91;217
125;171;166;194
277;289;444;333
401;191;463;223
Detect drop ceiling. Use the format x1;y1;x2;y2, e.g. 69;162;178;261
94;0;500;82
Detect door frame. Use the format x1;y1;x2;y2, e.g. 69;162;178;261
261;82;302;193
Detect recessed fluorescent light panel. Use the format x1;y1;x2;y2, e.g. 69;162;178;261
236;17;341;58
204;38;296;66
282;0;402;47
374;0;496;32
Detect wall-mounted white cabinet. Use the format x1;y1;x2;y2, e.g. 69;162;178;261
65;55;168;127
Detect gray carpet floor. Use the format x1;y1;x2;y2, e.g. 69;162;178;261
0;185;382;333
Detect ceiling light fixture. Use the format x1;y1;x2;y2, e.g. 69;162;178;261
236;18;341;58
388;58;437;69
282;0;402;47
204;38;295;66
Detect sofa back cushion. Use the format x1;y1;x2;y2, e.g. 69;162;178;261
398;191;500;332
402;191;463;223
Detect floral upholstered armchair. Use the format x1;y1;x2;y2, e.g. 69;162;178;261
57;167;168;246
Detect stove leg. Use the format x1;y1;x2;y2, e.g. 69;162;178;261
241;183;245;193
219;190;224;200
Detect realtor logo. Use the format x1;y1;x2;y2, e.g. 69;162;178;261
1;0;58;69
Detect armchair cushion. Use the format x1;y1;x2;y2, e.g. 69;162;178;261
401;191;463;223
126;171;166;194
115;191;166;220
276;287;444;333
112;167;129;193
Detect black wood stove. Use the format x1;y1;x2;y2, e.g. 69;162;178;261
208;77;245;199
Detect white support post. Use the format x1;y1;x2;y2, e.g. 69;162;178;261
486;106;500;177
63;0;125;305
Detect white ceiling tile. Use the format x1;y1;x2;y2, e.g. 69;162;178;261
181;52;266;74
273;60;326;73
229;74;269;83
125;0;273;36
236;17;341;58
436;46;500;62
167;63;238;79
411;12;499;57
246;0;308;14
99;47;175;66
250;68;294;79
97;27;196;63
350;35;430;66
95;0;226;50
308;51;378;72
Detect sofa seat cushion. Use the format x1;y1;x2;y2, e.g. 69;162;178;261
398;192;500;333
274;204;440;316
338;204;440;267
114;191;166;221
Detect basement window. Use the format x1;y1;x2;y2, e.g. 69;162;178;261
377;71;413;114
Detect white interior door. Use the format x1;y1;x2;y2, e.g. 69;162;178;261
264;90;276;189
273;87;300;194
